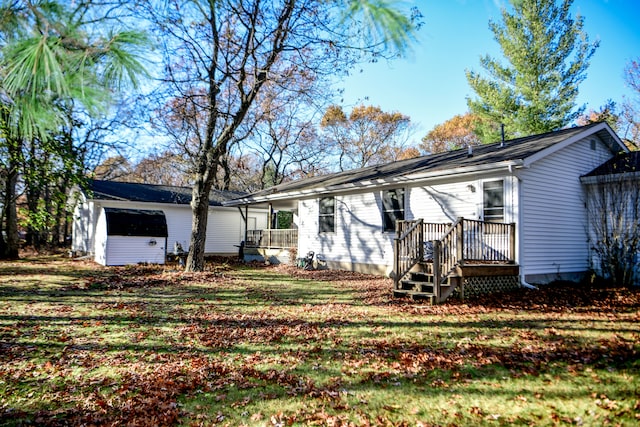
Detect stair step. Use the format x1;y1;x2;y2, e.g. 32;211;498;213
409;272;434;282
400;280;434;293
393;289;436;303
416;262;434;274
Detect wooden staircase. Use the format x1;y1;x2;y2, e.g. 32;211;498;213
393;261;462;302
393;218;517;303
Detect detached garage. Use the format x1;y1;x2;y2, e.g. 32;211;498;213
95;208;168;266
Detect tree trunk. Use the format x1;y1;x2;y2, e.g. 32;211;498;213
52;181;69;247
0;140;20;259
185;173;213;272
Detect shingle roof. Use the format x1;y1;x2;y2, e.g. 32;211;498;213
582;151;640;177
85;179;245;206
231;123;619;203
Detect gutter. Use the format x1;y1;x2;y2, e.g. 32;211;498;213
225;160;524;206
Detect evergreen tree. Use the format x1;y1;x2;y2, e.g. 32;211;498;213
0;1;148;259
466;0;598;142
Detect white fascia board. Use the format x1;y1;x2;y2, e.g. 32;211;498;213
227;160;523;205
523;123;626;168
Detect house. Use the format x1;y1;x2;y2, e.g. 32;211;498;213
226;123;627;301
71;179;268;266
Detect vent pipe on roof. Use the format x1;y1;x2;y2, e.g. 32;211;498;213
467;145;473;157
500;124;505;147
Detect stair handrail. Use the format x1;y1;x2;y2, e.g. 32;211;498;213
393;219;424;289
432;217;465;298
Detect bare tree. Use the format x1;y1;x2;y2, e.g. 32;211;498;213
584;155;640;287
144;0;421;271
620;58;640;148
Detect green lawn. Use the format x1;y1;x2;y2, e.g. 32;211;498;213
1;256;638;426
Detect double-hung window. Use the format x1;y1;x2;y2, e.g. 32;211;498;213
318;197;335;233
382;188;405;232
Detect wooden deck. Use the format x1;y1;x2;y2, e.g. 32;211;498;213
393;218;519;303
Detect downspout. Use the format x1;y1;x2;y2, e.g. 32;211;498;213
515;172;538;290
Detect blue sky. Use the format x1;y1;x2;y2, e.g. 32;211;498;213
338;0;640;143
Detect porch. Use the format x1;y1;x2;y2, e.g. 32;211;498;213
394;218;519;303
245;229;298;249
243;228;298;265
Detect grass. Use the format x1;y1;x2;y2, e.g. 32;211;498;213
0;256;639;426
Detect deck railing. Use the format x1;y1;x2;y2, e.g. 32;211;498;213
394;217;516;292
245;229;298;249
460;219;515;262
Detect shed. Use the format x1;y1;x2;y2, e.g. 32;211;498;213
94;208;168;266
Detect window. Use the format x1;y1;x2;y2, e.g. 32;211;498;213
483;180;504;223
382;188;405;232
318;197;335;233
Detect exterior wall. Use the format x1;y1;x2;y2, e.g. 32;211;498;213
103;236;167;266
297;191;395;276
93;207;167;266
72;198;268;260
293;135;615;282
71;200;92;254
161;205;193;253
206;208;245;254
518;136;614;283
583;178;640;283
296;173;518;276
94;207;108;265
408;175;518;224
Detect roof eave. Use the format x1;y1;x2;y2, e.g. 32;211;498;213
523;122;627;168
224;160;524;206
580;171;640;184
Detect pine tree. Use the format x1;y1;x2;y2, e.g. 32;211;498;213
466;0;598;142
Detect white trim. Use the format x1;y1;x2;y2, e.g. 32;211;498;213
523;123;626;168
228;161;523;206
479;178;506;222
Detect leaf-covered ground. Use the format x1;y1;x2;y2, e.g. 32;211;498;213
1;256;639;426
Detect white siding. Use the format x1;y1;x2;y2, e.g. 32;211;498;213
298;192;393;269
94;208;108;265
296;175;518;272
409;180;482;223
162;206;193;253
104;236;167;266
206;208;242;254
71;200;92;253
518;136;613;279
165;206;267;254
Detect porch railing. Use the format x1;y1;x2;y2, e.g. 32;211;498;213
245;229;298;249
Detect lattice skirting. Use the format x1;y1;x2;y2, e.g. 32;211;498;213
454;275;521;299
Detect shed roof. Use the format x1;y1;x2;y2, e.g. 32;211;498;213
582;151;640;177
85;179;245;207
226;122;624;206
